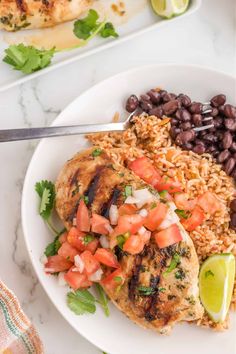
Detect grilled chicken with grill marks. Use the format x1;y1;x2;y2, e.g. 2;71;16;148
55;147;204;333
0;0;91;31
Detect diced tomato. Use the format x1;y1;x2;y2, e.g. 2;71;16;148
129;157;162;187
155;177;182;194
94;248;119;268
58;241;78;262
67;227;99;253
117;214;145;234
76;200;90;232
64;268;92;290
44;255;72;273
138;228;151;244
101;268;125;292
91;214;110;235
174;193;196;211
197;192;221;215
181;206;205;231
59;232;67;244
80;250;100;275
118;204;137;216
123;234;145;255
154;224;182;249
144;203;168;231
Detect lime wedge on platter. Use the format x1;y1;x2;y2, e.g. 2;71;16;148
151;0;190;19
199;253;235;323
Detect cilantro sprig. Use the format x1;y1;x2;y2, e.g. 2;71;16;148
35;180;58;234
163;253;181;277
95;283;110;317
67;289;96;315
3;10;118;75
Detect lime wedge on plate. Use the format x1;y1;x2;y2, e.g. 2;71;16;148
199;253;235;322
151;0;189;18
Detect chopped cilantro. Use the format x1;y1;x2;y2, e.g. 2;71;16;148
95;284;110;317
92;148;102;157
44;234;61;257
83;234;95;245
150;202;157;209
100;22;118;38
175;269;186;280
158;287;166;292
116;233;129;249
205;270;214;278
114;276;122;283
67;289;96;315
124;185;132;197
138;286;155;296
175;209;188;219
159;190;168;198
163;253;181;277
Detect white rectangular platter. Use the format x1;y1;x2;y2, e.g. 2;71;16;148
0;0;201;92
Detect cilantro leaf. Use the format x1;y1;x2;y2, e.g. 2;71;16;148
99;22;118;38
163;253;181;276
67;289;96;315
83;234;95;245
138;286;155;296
124;185;132;197
95;284;110;317
73;9;99;40
116;232;129;249
3;44;55;74
175;209;188;219
35;180;56;220
92;148;102;157
44;235;61;257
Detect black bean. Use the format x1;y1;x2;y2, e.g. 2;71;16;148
195;139;206;147
225;118;236;131
179;109;191;122
219;105;225;115
178;94;191;107
231;168;236;181
215;130;224;140
203;134;218;144
126;95;139;112
162;100;179;115
230;199;236;212
217;150;231;163
230;142;236;153
210;94;226;107
140;94;151;102
169;127;181;139
222;131;233;149
182;143;193;150
147;90;161;104
175;109;182;120
224;157;235;175
162;93;177;102
181;122;192;130
189;102;203;114
213;116;223;128
175;130;195;145
192;114;202;126
211;108;219;117
170;118;179;126
140;100;153;112
230;213;236;230
193;144;206;154
199;130;207;137
206;145;217;153
159;90;167;99
149;106;163;118
224;104;236;119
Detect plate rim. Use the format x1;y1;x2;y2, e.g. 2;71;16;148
0;0;202;93
21;63;236;353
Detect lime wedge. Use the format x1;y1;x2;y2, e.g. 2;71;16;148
199;253;235;322
151;0;189;18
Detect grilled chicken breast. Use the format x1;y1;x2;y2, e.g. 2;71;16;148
0;0;90;31
55;147;204;333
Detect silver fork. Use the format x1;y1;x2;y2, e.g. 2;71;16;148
0;104;214;143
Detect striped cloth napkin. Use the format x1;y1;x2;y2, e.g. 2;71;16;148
0;280;43;354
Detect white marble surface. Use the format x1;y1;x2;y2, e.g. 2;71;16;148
0;0;235;353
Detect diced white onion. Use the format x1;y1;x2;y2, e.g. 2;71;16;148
109;204;118;225
125;196;140;204
73;217;77;226
138;208;148;217
89;268;103;282
138;226;147;236
105;224;114;233
74;255;84;273
133;189;155;208
58;272;67;286
159;208;180;230
40;254;48;265
99;235;109;248
44;268;56;273
168;201;177;212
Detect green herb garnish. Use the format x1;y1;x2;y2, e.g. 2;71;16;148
116;232;129;249
92;148;102;157
175;209;188;219
114;276;122;283
95;284;110;317
3;44;55;74
205;270;214;278
67;289;96;315
158;287;166;292
175;269;186;280
44;235;61;257
150;202;157;209
83;234;95;245
99;22;118;38
35;180;58;234
138;286;155;296
163;253;181;277
124;185;132;198
159;190;168;198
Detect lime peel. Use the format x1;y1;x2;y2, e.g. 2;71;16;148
151;0;189;19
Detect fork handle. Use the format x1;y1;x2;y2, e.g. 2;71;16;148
0;122;125;142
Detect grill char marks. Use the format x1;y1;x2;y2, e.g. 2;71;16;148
100;188;121;218
128;255;142;302
84;166;105;207
16;0;27;12
70;168;80;187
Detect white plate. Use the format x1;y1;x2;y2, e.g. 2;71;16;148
0;0;201;92
22;64;236;354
